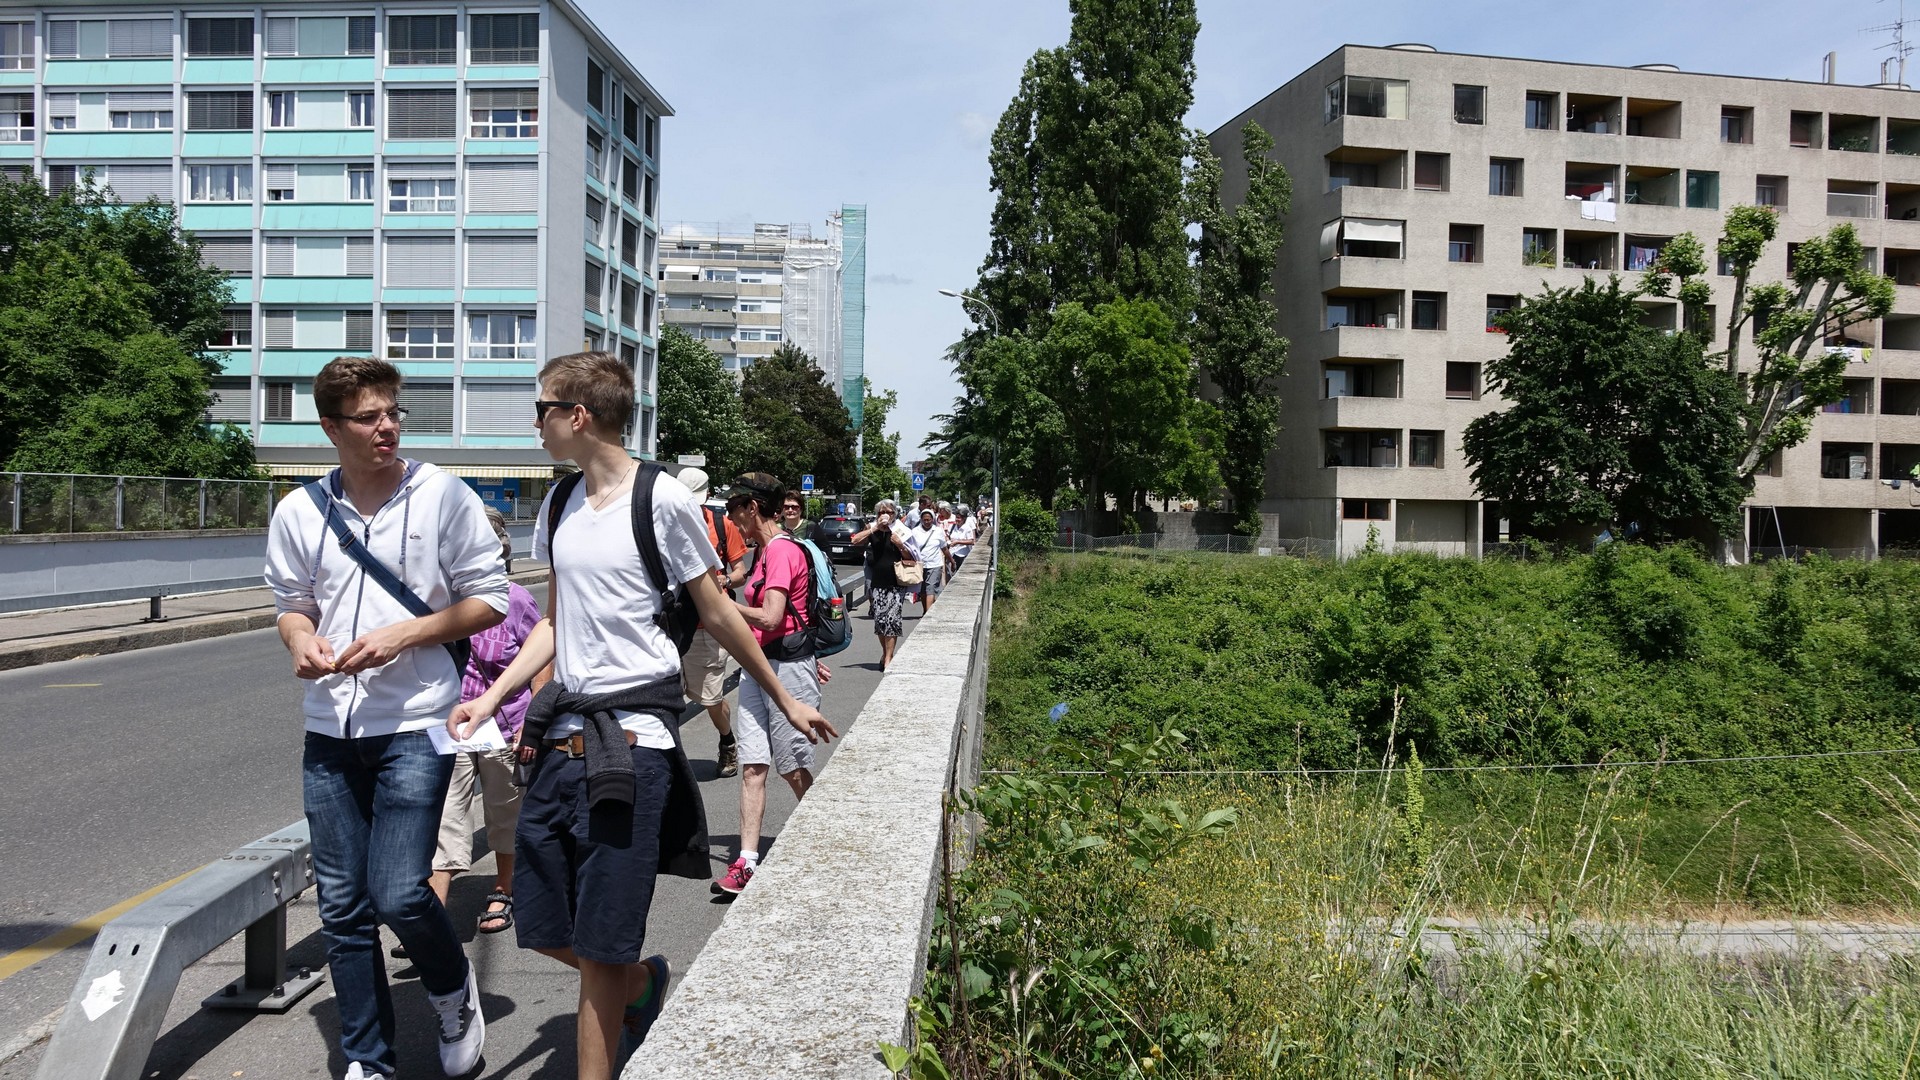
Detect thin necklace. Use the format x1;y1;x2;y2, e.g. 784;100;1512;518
589;463;637;511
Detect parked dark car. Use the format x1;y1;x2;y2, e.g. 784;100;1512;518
810;515;870;564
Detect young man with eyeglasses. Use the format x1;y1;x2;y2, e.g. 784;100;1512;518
265;356;508;1080
448;352;835;1080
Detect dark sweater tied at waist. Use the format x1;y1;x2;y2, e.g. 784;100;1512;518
521;674;712;880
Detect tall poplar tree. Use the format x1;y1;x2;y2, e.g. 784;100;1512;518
953;0;1206;510
1190;122;1292;534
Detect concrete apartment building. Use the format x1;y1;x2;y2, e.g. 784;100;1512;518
660;207;869;423
1212;44;1920;557
0;0;668;492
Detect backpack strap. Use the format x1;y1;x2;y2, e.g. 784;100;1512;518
768;533;812;627
628;461;672;603
708;505;732;566
546;471;585;566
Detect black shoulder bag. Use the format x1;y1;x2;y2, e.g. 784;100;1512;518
547;463;700;655
304;479;472;675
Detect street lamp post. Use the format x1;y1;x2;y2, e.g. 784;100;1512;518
939;288;1002;567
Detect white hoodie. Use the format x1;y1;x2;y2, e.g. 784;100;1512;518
264;461;510;739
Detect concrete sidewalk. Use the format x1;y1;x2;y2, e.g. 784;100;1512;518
0;566;549;672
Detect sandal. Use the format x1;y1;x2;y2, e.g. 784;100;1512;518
476;891;513;934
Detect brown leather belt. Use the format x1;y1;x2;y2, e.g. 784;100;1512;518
544;730;639;758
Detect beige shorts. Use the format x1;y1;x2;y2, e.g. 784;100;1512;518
682;627;731;706
432;747;523;873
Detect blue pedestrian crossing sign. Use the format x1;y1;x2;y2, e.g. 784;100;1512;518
911;473;925;491
801;474;815;492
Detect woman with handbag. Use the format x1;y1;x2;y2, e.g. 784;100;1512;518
851;499;920;672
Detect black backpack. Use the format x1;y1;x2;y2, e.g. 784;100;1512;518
546;463;699;655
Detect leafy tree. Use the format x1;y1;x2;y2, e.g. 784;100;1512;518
0;175;252;477
1038;299;1217;515
856;378;913;507
1190;121;1292;534
940;0;1203;510
1647;209;1895;478
655;324;754;479
738;343;856;492
1461;277;1748;540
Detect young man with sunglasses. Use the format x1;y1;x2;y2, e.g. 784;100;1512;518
265;356;508;1080
449;353;835;1080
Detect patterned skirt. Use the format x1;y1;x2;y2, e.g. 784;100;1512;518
872;584;906;639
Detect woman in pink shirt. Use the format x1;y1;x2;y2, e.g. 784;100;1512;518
717;472;825;896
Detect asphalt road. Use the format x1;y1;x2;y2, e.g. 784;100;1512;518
0;575;912;1077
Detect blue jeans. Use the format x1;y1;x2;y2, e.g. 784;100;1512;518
303;730;469;1076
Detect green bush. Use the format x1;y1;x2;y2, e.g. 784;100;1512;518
998;496;1057;553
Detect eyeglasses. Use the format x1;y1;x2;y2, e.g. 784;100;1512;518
783;503;803;512
327;407;408;427
534;400;595;422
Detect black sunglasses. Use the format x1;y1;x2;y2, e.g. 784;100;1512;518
534;400;596;422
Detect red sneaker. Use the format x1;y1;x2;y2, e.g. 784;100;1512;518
717;857;754;895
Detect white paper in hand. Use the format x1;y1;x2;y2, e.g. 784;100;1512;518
428;716;509;755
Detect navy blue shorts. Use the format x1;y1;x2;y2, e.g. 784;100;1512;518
512;743;671;965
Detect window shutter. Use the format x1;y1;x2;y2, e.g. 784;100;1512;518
466;235;536;287
264;309;294;349
345;236;373;276
465;160;537;212
47;21;77;57
469;87;536;112
398;379;453;433
264;162;296;194
105;164;172;203
107;90;172;111
388;15;454;64
264;17;296;55
386;89;455;139
47;165;77;193
463;380;530;435
187;17;250;57
200;235;252;274
263;236;295;276
207;377;251;422
44;93;77;120
584;261;604;299
347;16;374;55
344;309;373;351
188;91;253;131
264;381;292;421
385;235;455;286
110;18;172;58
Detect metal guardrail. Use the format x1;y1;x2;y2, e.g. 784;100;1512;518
35;822;322;1080
5;473;292;536
0;575;266;619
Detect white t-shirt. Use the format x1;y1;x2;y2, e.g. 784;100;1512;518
950;518;978;554
909;522;949;568
533;469;720;745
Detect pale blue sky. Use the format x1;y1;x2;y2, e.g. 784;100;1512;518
575;0;1902;463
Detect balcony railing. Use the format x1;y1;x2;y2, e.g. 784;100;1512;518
1829;192;1878;219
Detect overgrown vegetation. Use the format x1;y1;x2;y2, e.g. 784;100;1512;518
895;550;1920;1077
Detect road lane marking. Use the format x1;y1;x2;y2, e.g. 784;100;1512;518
0;869;198;982
41;683;101;688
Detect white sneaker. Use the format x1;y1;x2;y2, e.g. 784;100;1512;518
343;1064;387;1080
426;963;485;1076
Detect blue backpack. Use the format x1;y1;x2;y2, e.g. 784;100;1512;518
763;533;851;661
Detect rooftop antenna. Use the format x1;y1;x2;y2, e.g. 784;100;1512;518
1866;0;1915;85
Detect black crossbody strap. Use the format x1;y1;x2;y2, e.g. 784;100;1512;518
303;479;470;674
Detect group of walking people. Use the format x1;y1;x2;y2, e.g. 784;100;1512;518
851;495;981;669
266;352;838;1080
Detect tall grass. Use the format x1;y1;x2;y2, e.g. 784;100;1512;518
918;729;1920;1079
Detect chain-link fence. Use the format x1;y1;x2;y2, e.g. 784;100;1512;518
1057;532;1336;558
3;473;296;535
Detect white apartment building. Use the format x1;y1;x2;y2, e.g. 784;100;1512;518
1213;44;1920;557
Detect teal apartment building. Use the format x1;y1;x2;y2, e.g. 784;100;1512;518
0;1;668;484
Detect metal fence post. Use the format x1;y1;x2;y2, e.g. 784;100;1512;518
198;479;208;530
10;473;19;533
114;477;125;530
